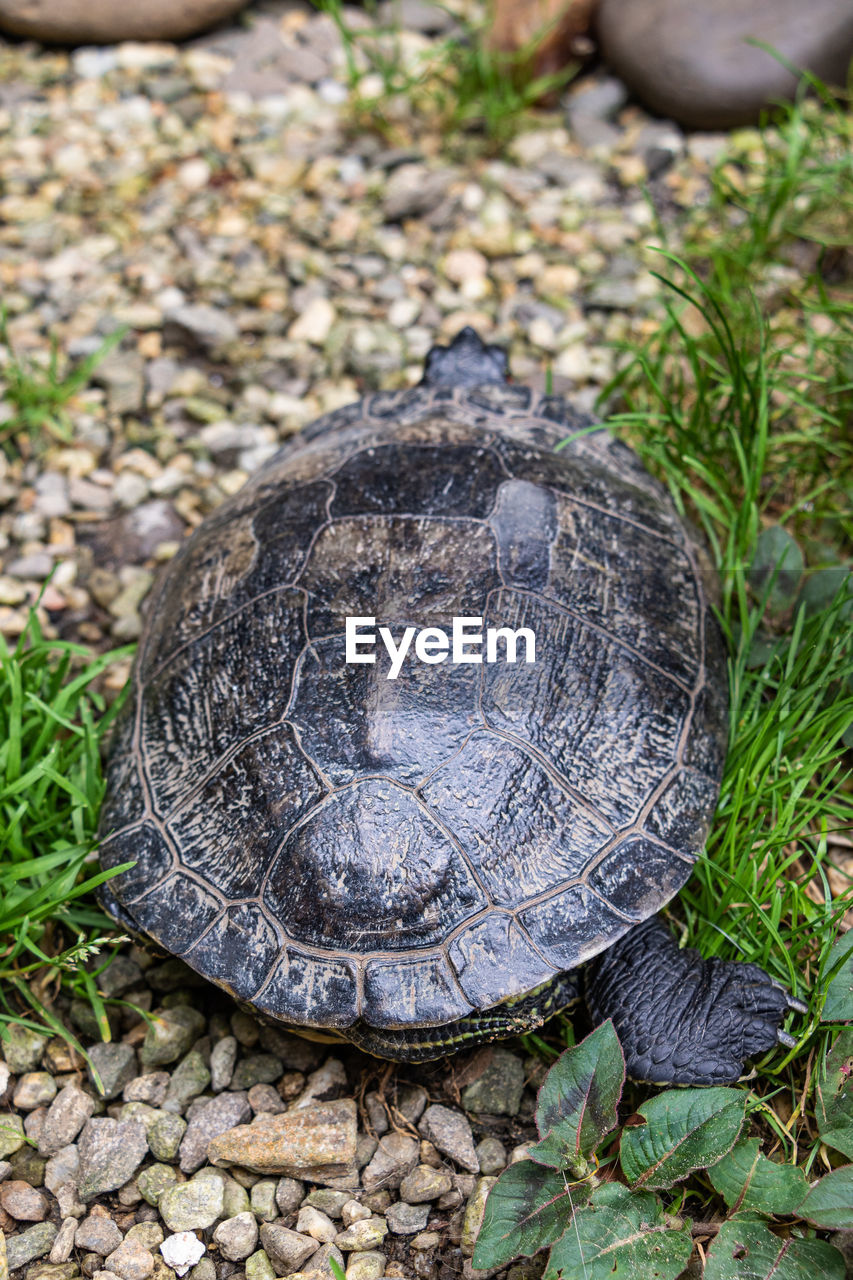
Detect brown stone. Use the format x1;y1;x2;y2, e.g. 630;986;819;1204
597;0;853;129
208;1099;357;1177
0;0;251;45
487;0;597;81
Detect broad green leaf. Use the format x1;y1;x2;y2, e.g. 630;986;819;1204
815;1027;853;1158
472;1160;586;1270
821;931;853;1022
619;1087;746;1190
529;1020;624;1170
543;1183;692;1280
704;1213;844;1280
707;1138;807;1214
748;526;804;613
799;1165;853;1229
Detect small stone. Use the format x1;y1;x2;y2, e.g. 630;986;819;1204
345;1253;385;1280
296;1207;337;1244
249;1180;278;1221
360;1192;391;1215
208;1099;357;1177
298;1242;346;1280
10;1144;46;1187
395;1085;428;1126
164;1052;210;1111
159;1234;205;1279
0;1112;25;1158
141;1010;205;1069
258;1225;319;1276
355;1135;378;1171
187;1257;215;1280
126;1227;163;1253
104;1239;154;1280
13;1073;57;1111
245;1251;275;1280
88;1044;138;1101
213;1212;258;1262
99;958;144;998
460;1050;525;1117
419;1107;478;1173
290;1061;347;1110
275;1178;305;1215
461;1179;497;1256
159;1174;225;1232
0;1179;49;1220
179;1092;251;1174
230;1013;260;1048
229;1055;282;1092
149;1113;187;1162
44;1145;79;1194
361;1134;419;1192
49;1217;78;1264
288;299;335;346
5;1223;58;1271
340;1202;370;1228
209;1038;238;1093
2;1025;47;1073
475;1139;507;1176
137;1164;179;1208
247;1085;285;1115
39;1085;96;1157
334;1220;388;1252
163;306;239;351
25;1265;78;1280
363;1095;388;1138
77;1118;148;1201
386;1202;429;1235
410;1233;440;1251
399;1166;452;1204
75;1214;123;1256
218;1177;248;1219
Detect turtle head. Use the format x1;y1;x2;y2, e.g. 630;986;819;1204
420;326;509;388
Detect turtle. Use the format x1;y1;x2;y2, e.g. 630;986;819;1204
99;326;803;1085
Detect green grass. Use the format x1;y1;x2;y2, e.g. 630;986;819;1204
316;0;576;148
0;309;126;457
582;74;853;1208
0;609;133;1055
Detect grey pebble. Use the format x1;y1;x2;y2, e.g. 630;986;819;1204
159;1172;225;1231
275;1176;305;1215
247;1084;285;1115
418;1106;479;1173
230;1054;283;1091
123;1074;170;1106
163;1050;210;1112
385;1201;430;1235
475;1137;507;1175
209;1037;238;1092
76;1118;149;1201
179;1090;251;1174
148;1111;187;1162
88;1043;139;1101
213;1211;259;1261
38;1084;96;1156
141;1008;205;1068
250;1179;278;1221
460;1049;525;1116
44;1144;80;1195
0;1178;49;1220
258;1223;319;1275
137;1163;179;1208
5;1221;58;1270
361;1133;419;1192
76;1212;124;1255
49;1217;79;1264
2;1026;48;1074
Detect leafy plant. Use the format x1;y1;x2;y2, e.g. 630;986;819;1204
0;308;126;455
0;606;134;1054
315;0;577;147
475;1016;853;1278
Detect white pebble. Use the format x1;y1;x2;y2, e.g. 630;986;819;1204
159;1233;205;1277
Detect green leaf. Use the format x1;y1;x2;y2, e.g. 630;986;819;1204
543;1183;692;1280
707;1138;807;1214
472;1160;585;1270
821;931;853;1022
704;1213;844;1280
529;1020;624;1171
749;526;804;612
815;1027;853;1158
799;1165;853;1229
619;1087;746;1190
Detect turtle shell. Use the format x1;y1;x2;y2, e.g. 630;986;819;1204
100;383;727;1032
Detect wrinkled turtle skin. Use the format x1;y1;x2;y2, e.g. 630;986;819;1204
100;329;799;1083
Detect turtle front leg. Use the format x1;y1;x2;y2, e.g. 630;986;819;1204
584;917;804;1086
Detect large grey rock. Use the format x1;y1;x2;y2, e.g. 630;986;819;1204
76;1118;149;1201
0;0;251;44
597;0;853;129
5;1222;57;1270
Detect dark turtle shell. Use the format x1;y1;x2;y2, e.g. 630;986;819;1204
100;382;727;1032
